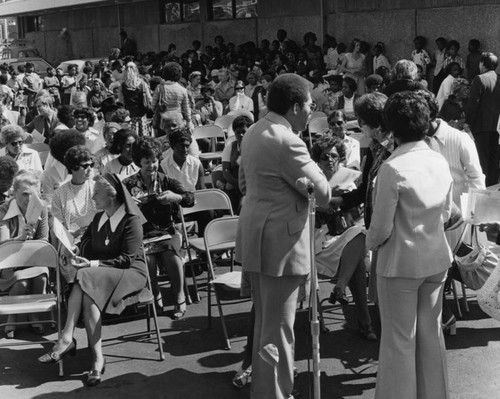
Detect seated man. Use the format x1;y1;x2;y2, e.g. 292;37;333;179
195;86;223;125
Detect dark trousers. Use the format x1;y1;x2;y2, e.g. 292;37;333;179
473;130;500;187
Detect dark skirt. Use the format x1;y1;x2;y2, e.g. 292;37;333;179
76;266;147;315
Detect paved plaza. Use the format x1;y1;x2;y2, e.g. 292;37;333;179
1;271;500;399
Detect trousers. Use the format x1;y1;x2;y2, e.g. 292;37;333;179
375;271;449;399
249;272;306;399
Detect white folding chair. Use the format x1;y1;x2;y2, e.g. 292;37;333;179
0;240;64;376
192;125;226;162
204;216;250;349
308;117;329;135
179;189;234;303
214;114;237;137
227;109;254;123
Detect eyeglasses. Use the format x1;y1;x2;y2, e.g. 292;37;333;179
74;116;87;120
9;140;24;146
329;121;345;127
320;153;339;161
235;87;244;90
80;162;95;169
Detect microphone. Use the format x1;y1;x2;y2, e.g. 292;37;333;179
296;177;315;192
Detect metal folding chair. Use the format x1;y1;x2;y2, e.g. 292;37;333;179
192;125;226;163
0;240;64;376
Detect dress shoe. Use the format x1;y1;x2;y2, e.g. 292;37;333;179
359;323;378;342
38;338;77;363
87;358;106;387
328;285;349;305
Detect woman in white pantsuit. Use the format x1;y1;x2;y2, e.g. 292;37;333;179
366;91;453;399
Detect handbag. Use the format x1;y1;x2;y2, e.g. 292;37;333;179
477;261;500;321
453;224;498;291
152;84;167;129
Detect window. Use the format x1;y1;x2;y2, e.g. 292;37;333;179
22;15;43;33
209;0;257;20
162;1;200;24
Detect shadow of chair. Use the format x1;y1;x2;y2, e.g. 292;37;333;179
0;240;64;376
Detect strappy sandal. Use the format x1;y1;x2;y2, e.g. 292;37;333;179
38;338;77;363
232;365;252;388
172;301;186;320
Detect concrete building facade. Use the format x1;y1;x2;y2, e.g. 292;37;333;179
0;0;499;66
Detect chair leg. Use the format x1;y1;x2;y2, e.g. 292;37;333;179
146;303;151;338
451;280;463;319
149;302;165;361
207;283;212;329
213;286;231;350
461;282;470;313
317;292;329;333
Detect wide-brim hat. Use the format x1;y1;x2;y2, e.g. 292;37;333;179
98;96;123;114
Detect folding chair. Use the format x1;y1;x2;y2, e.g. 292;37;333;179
26;142;50;167
192;125;226;163
204;216;251;349
179;189;234;303
214;114;237;137
103;247;164;361
308;117;329;135
0;240;64;376
227;109;254;123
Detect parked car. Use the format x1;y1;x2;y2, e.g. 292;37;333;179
1;39;41;59
56;58;103;75
0;57;54;78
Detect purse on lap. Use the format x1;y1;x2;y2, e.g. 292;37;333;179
453;224;498;291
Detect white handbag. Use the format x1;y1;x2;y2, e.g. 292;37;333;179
477;261;500;322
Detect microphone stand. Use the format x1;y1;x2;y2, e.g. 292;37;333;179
307;183;321;399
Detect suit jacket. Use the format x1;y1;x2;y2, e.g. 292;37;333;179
235;112;331;277
366;140;453;279
465;70;500;134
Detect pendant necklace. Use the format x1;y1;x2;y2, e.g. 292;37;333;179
104;223;110;246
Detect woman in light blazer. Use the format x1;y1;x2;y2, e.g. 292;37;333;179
366;91;453;399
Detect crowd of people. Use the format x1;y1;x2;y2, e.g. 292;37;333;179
0;27;499;397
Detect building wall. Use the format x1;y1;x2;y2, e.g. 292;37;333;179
18;0;500;68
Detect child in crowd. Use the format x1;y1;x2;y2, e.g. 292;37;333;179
411;36;432;78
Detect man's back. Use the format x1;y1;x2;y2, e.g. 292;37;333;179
465;70;500;133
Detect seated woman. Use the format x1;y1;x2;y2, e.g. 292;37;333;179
160;129;205;192
327;110;360;170
94;122;120;174
329;76;359;120
311;136;376;342
41;130;86;203
102;129;139;180
74;107;103;155
51;146;98;283
0;125;42;174
0;171;49;338
38;174;148;387
123;137;194;318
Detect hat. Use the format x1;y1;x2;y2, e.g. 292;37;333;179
98;96;122;114
102;173;147;225
211;69;219;77
366;74;384;87
235;80;245;89
189;71;202;80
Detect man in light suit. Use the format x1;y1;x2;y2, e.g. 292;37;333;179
465;52;500;186
236;74;331;399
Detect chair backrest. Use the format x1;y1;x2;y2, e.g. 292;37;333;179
308;117;329;135
181;189;234;217
227;109;254;123
204;216;239;253
214;115;237;137
192;125;225;141
0;240;58;271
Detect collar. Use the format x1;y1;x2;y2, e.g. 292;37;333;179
391;140;429;156
264;112;293;131
3;199;23;220
430;119;447;145
97;203;126;232
166;150;194;168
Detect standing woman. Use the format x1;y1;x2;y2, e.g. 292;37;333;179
367;91;452;399
61;64;78;106
339;39;366;95
119;62;152;137
38;174;148;387
102;129;139;180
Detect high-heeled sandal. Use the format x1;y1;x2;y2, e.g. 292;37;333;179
172;301;186;320
358;323;378;342
442;315;457;336
155;294;164;313
328;285;349;306
87;358;106;387
232;365;252;388
38;338;77;363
